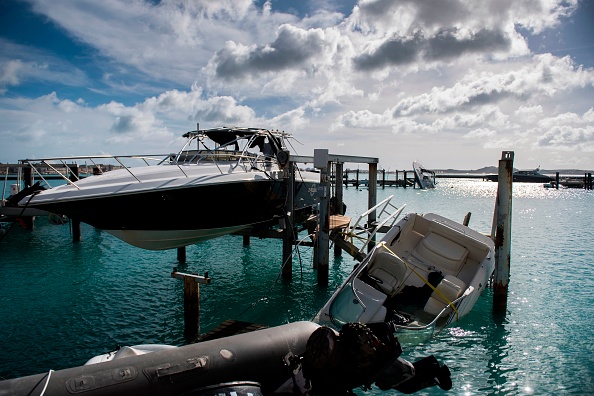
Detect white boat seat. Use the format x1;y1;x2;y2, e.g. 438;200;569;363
329;277;387;324
424;275;467;317
355;278;388;323
412;232;468;273
368;252;408;296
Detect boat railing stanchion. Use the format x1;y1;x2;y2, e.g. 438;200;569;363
171;268;211;342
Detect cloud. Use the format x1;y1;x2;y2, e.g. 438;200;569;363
534;108;594;152
1;0;592;169
353;27;511;71
208;24;327;79
0;39;88;93
0;86;265;158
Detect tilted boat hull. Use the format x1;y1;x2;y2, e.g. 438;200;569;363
315;212;495;338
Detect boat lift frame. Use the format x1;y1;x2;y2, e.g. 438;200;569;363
287;149;380;286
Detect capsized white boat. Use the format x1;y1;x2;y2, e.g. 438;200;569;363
315;212;495;339
412;161;436;189
18;127;320;250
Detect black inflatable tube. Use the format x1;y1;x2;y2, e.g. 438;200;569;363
0;321;320;396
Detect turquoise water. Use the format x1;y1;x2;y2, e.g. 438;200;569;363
1;179;593;394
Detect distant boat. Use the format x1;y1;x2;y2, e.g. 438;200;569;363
17;127;320;250
485;167;553;183
412;161;436;189
315;212;495;339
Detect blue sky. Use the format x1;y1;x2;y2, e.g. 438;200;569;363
1;0;593;170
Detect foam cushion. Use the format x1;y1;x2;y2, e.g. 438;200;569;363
424;275;467;317
412;232;468;272
368;252;408;296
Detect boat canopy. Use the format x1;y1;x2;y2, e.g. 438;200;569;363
181;127;291;157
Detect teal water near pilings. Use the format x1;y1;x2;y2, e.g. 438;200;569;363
1;179;593;394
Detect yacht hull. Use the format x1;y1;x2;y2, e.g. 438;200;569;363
19;126;321;250
24;170;319;250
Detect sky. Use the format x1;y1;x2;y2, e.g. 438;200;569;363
1;0;593;171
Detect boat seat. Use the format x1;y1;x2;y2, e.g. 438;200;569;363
368;252;408;296
412;232;468;273
329;278;387;324
355;278;388;323
423;275;467;318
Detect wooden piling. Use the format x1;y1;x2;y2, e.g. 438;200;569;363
463;212;471;226
282;161;295;280
68;164;81;242
314;149;330;286
334;162;344;257
171;269;211;342
177;246;187;262
492;151;513;313
556;172;560;190
19;166;35;229
367;163;378;253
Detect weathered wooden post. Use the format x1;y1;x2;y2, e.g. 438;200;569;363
171;269;211;342
334;162;344;257
367;162;378;253
19;165;35;229
314;149;330;286
492;151;513;313
555;172;560;190
463;212;471;226
355;168;360;188
282;161;295;279
403;171;407;188
381;169;386;189
68;164;81;242
177;247;186;262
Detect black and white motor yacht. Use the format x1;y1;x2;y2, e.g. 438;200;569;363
18;127;320;250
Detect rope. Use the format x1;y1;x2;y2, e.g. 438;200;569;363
378;242;460;320
39;369;54;396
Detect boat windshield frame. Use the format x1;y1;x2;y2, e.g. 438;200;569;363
173;127;289;168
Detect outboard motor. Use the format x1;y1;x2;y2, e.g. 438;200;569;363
299;322;451;395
